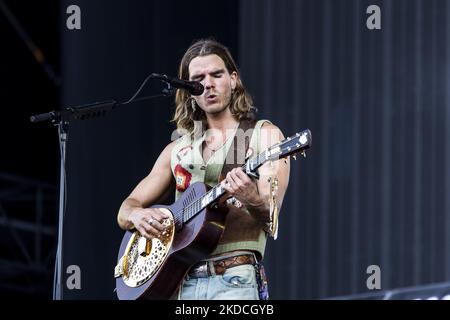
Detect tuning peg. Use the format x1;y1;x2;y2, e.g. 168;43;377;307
291;155;297;161
301;151;306;158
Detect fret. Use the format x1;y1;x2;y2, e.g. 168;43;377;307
254;157;261;168
257;153;264;166
201;190;211;208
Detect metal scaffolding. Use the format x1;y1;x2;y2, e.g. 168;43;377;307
0;172;57;297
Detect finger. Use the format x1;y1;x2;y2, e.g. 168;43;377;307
230;170;245;188
142;222;162;237
221;180;233;194
147;211;170;232
153;209;170;221
137;226;153;240
226;172;239;191
148;219;166;232
143;208;169;219
234;168;251;184
155;208;170;219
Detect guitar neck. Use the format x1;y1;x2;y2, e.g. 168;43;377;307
181;129;312;224
182;156;264;223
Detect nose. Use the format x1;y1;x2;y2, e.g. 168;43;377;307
202;75;215;90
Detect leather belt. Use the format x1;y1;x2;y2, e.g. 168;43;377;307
188;254;256;278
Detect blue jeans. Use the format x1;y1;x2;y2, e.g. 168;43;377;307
177;264;260;300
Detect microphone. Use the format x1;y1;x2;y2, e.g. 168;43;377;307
151;73;204;96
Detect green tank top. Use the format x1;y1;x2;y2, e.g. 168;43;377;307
170;119;271;259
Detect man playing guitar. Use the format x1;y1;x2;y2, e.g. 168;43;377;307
117;39;290;300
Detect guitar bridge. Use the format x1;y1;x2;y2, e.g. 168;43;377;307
114;209;176;287
138;236;151;257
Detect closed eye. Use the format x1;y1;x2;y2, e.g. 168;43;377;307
211;71;223;78
191;75;203;81
190;69;225;81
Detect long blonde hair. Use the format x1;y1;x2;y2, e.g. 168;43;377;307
172;39;255;135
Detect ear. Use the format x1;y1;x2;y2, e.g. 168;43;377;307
230;71;238;90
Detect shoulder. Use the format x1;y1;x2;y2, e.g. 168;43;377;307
159;139;178;161
261;121;278;130
167;132;191;153
164;139;178;151
162;133;195;167
251;120;285;151
260;121;285;140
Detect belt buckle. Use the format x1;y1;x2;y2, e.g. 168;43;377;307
190;261;209;278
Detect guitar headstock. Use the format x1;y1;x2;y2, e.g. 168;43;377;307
266;129;312;161
244;129;312;178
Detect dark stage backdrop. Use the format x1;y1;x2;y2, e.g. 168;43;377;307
60;0;238;299
239;0;450;298
61;0;450;299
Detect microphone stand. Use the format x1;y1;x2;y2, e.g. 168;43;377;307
30;79;175;300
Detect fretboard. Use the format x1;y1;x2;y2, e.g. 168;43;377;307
181;152;267;223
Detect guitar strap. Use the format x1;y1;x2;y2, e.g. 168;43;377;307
219;118;257;181
213;118;271;248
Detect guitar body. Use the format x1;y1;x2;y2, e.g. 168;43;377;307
115;182;227;300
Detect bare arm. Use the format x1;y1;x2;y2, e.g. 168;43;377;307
251;123;290;220
117;141;176;238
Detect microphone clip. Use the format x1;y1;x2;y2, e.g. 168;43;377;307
161;84;176;97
